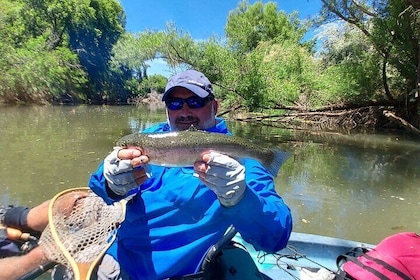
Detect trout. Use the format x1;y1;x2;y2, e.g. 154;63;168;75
116;130;290;177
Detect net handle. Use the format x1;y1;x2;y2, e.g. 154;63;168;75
47;187;125;280
47;187;90;280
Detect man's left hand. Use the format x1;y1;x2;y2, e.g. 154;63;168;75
194;152;246;207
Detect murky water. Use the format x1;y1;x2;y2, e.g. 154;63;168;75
0;105;419;245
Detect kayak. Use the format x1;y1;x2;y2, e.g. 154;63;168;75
2;194;373;280
2;200;373;280
15;229;373;280
231;231;374;280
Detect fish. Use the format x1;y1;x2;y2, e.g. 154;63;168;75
116;130;290;176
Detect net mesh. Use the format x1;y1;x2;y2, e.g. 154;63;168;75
38;189;124;266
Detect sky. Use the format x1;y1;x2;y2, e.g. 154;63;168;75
119;0;323;76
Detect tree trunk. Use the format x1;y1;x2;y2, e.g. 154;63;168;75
382;55;393;101
383;110;420;134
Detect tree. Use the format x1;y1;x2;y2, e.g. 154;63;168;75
0;0;125;104
137;75;167;97
225;0;306;53
315;22;383;103
67;0;125;103
220;1;314;110
319;0;420;124
0;0;87;104
19;0;126;102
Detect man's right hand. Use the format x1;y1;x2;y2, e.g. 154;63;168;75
103;147;150;196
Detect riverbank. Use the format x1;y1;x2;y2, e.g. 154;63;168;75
2;91;419;137
233;106;419;135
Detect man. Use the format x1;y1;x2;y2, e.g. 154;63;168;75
90;69;293;279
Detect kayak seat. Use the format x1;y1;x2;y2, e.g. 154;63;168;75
170;225;272;280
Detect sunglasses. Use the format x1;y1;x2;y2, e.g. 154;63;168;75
165;95;214;110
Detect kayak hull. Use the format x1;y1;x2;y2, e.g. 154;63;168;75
234;232;374;279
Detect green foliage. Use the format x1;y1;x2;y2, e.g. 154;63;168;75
370;0;419;91
0;37;86;104
0;0;125;104
110;29;186;99
232;50;267;109
0;0;26;46
112;33;149;79
316;22;383;103
213;1;315;110
319;0;420;116
67;0;125;102
226;1;306;52
260;41;325;108
137;75;167;97
1;0;418;119
159;23;200;68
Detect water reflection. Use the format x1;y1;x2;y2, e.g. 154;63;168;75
226;121;419;243
0;105;418;245
275;139;419;244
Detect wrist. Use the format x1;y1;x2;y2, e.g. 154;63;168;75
0;205;12;225
30;246;49;265
105;178;138;196
3;206;30;230
218;186;246;207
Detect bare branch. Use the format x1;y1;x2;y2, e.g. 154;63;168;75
351;0;377;17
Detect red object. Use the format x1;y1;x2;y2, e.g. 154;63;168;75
343;232;420;280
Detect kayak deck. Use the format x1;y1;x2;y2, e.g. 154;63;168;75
235;232;374;279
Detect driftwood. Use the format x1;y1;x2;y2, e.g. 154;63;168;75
231;105;420;136
271;100;402;112
383;110;420;135
234;106;387;131
218;104;244;117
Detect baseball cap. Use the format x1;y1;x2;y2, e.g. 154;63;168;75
162;69;214;101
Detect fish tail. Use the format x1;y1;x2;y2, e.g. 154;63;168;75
266;149;291;176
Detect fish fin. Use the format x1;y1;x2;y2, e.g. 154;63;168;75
143;164;152;178
267;150;291;177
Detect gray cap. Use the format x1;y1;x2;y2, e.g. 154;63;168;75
162;69;214;101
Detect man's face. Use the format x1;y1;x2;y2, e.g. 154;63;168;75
166;87;218;131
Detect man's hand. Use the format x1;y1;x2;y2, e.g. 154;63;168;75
194;152;246;207
103;147;150;196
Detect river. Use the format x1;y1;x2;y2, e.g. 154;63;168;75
0;105;419;245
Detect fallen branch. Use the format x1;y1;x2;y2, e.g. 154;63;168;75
218;105;243;117
383;110;420;135
272;100;400;112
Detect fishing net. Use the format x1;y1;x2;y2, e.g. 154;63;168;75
38;188;125;279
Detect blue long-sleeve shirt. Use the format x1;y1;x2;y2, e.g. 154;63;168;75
89;118;292;279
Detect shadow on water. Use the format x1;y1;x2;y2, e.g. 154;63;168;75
0;105;418;245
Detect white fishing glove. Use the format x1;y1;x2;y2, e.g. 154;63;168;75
103;147;138;196
198;152;246;207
